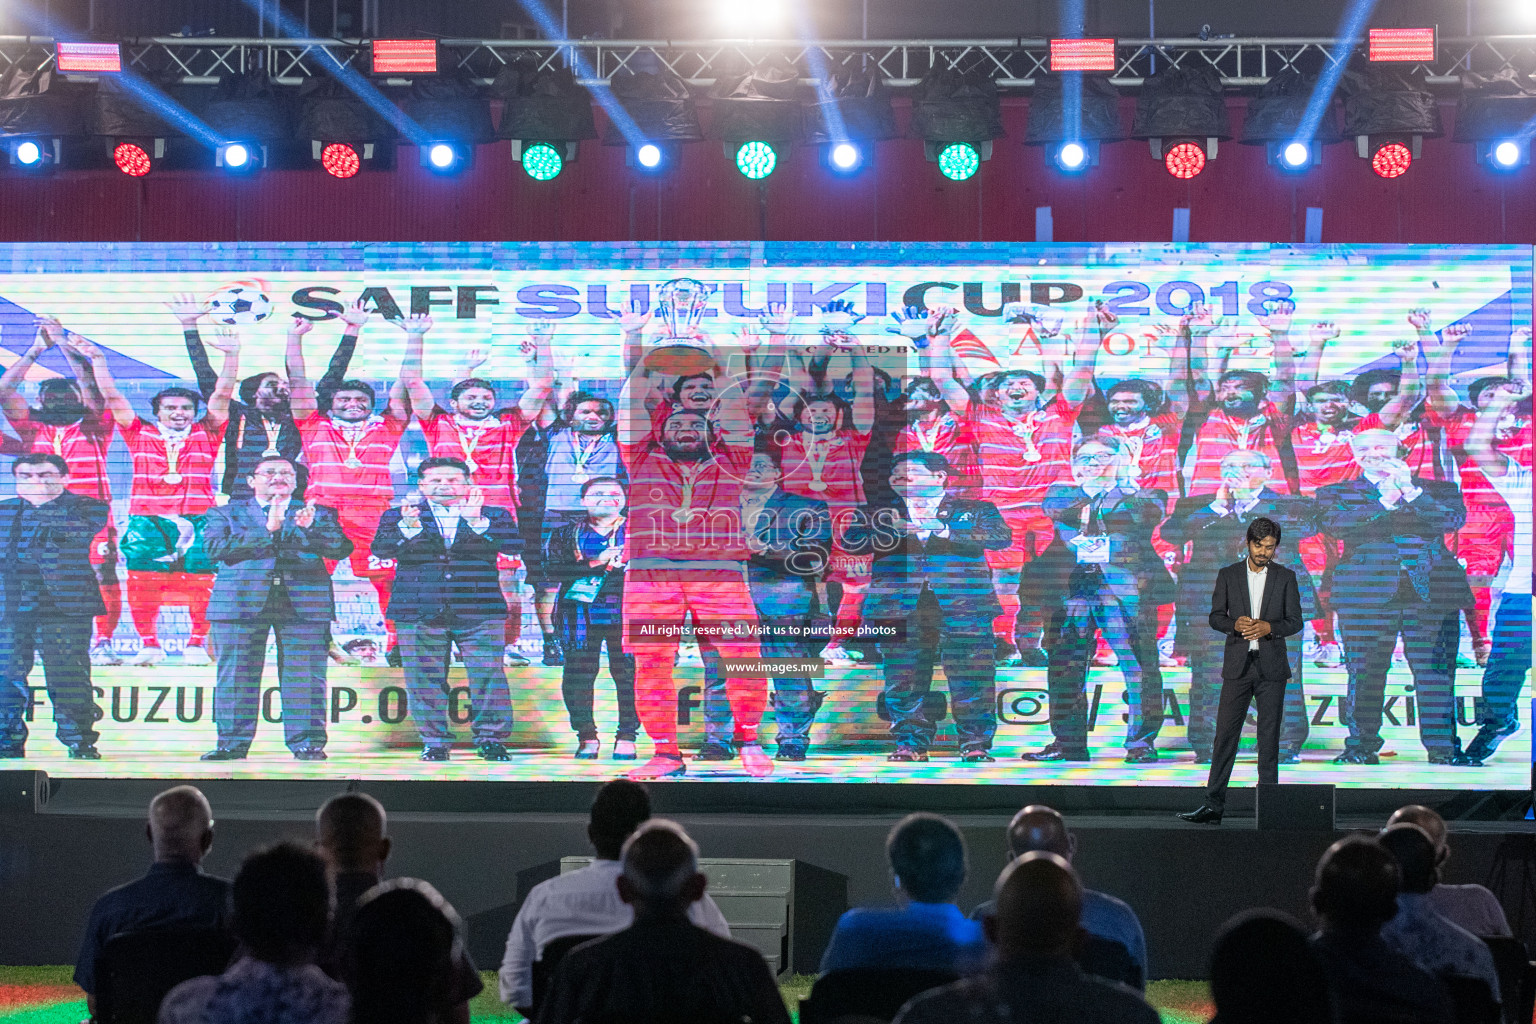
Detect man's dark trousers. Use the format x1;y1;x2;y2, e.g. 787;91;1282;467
1205;650;1286;812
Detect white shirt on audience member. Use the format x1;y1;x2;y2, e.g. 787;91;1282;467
1429;882;1512;938
497;858;732;1009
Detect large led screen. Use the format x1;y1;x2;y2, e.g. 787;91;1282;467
0;242;1528;789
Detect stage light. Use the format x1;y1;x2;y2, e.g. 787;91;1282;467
8;138;59;171
1370;140;1413;178
637;143;663;168
372;39;438;75
1453;80;1536;170
521;141;564;181
322;142;361;179
1049;38;1117;73
1055;141;1088;172
113;142;151;177
14;141;43;167
428;144;454;168
1280;141;1310;168
1369;27;1436;63
1163;140;1207;178
1245;68;1336;171
735;140;777;179
56;42;121;73
937;142;980;181
217;142;264;172
420;141;472;175
829;142;862;173
1493;140;1522;168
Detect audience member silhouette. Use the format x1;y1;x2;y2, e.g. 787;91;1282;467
1208;909;1336;1024
819;812;988;976
157;842;349;1024
894;851;1159;1024
1387;805;1513;937
343;879;462;1024
75;785;232;1015
537;819;790;1024
1308;835;1454;1024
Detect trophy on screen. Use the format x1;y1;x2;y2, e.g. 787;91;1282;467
646;277;718;377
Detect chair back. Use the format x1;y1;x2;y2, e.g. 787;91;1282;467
530;932;603;1019
799;968;959;1024
95;926;238;1024
1477;935;1530;1024
1076;933;1144;991
1441;974;1501;1024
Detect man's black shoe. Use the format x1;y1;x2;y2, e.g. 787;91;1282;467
1177;805;1223;825
1123;748;1158;764
774;748;807;762
478;742;512;762
1278;750;1301;765
1016;646;1049;667
542;635;565;667
201;746;249;761
420;747;449;762
887;748;929;762
1193;754;1212;764
1450;752;1485;767
69;744;101;760
1021;743;1090;762
1332;750;1379;765
696;743;735;761
1463;719;1518;763
962;750;996;763
293;748;327;762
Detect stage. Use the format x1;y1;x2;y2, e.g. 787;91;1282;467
2;774;1531;982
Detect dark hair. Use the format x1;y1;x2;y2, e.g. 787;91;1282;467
562;390;615;425
1074;432;1124;457
449;377;496;403
327;379;377;409
232;842;331;962
1218;370;1270;397
1104;378;1165;412
1210;910;1335;1024
792;391;852;431
341;638;377;653
887;813;967;903
590;780;652;860
1246;517;1282;545
345;879;460;1024
12;453;68;475
250;454;297;475
1350;367;1401;404
891;450;951;476
1304;380;1350;402
37;378;83;402
417;457;471;479
1377;824;1438;894
1469;375;1514;407
660;407;709;431
749;440;784;470
579;475;625;499
150;387;203;415
1312;836;1399;931
238;372;282;405
670;374;714;403
997;369;1047;394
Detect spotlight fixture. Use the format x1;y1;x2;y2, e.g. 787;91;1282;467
1053;140;1092;172
637;143;663;168
828;141;862;173
1242;70;1335;172
1278;140;1313;169
1342;68;1439;180
1487;139;1527;169
10;138;57;169
627;141;676;173
321;142;362;178
1453;72;1536;172
937;142;981;181
519;141;566;181
1368;27;1436;63
216;142;264;172
203;74;288;173
420;140;472;173
299;79;395;177
55;42;122;74
1026;73;1122;175
1163;140;1207;178
735;140;778;179
112;140;155;176
1369;139;1413;178
1133;66;1229;177
372;39;438;75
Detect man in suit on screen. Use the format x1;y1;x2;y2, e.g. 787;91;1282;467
201;455;351;762
1178;516;1303;825
372;456;521;762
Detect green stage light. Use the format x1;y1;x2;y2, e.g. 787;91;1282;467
937;142;980;181
735;140;777;179
521;142;564;181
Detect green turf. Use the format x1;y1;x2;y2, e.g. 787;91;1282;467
0;968;1211;1024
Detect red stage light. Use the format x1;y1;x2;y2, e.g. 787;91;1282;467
1164;141;1206;179
1371;141;1412;178
1049;38;1117;73
56;42;122;73
372;39;438;74
321;143;361;179
113;142;151;177
1369;27;1436;62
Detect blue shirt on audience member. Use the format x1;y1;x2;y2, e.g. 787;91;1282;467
819;901;988;976
74;860;232;995
971;888;1148;989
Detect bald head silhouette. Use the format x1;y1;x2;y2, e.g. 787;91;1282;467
315;792;391;874
986;852;1083;957
1387;805;1450;866
1006;805;1075;861
1311;836;1399;933
147;785;214;863
1378;824;1439;895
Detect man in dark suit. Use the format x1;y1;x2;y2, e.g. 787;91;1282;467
0;453;109;758
845;451;1011;763
1318;429;1473;766
1179;516;1304;824
372;457;521;762
1022;435;1174;764
201;455;352;761
699;445;833;762
1160;449;1319;764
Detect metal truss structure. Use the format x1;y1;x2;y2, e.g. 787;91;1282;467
1;34;1534;88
